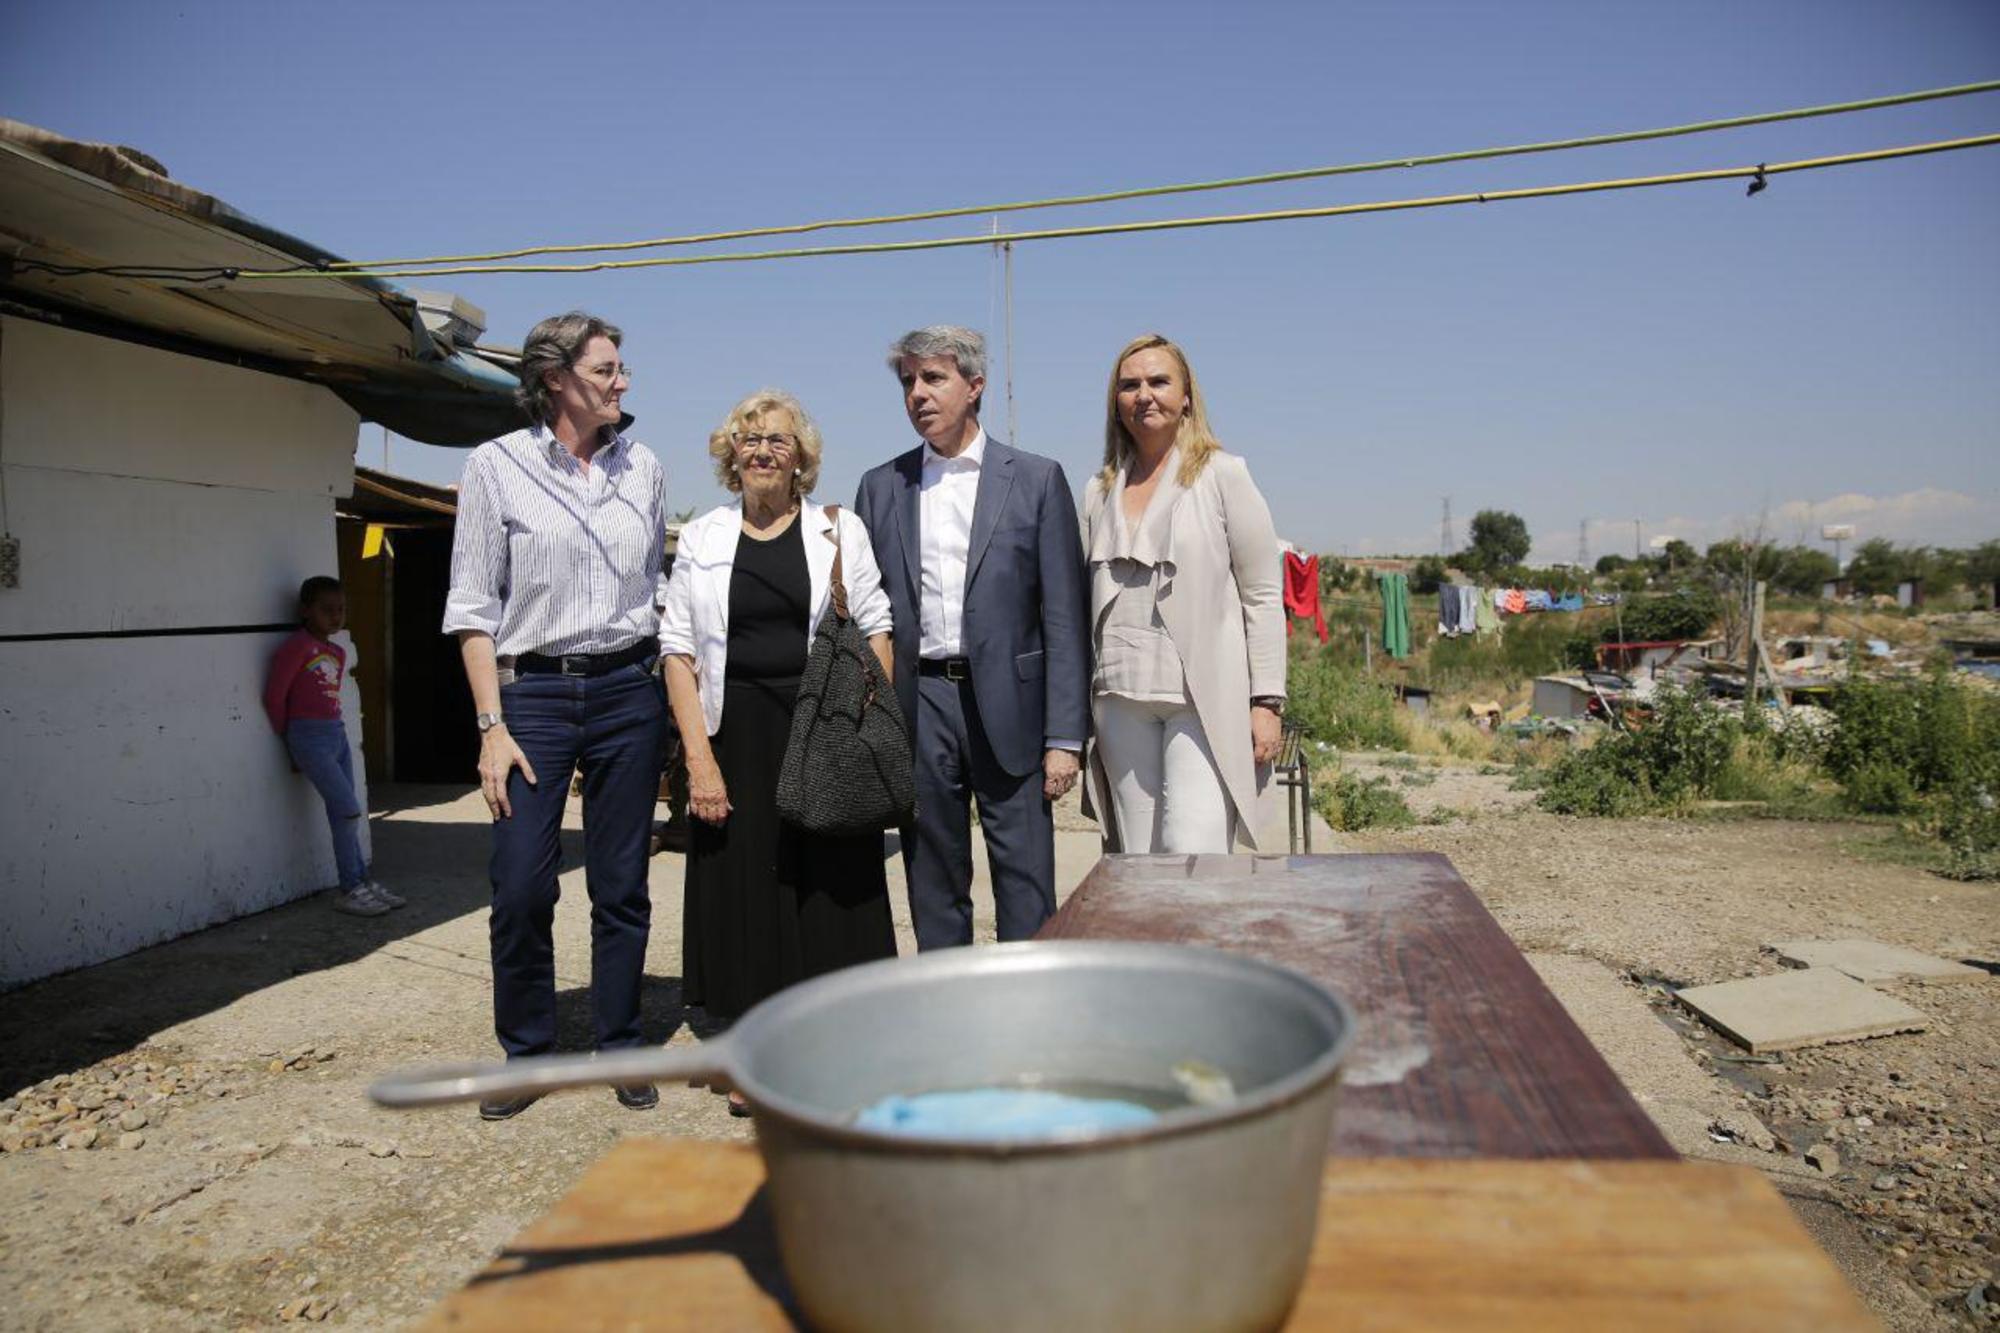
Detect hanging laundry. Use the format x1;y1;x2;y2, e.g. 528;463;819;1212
1503;588;1527;615
1283;551;1328;642
1455;585;1479;635
1436;583;1459;638
1378;572;1412;659
1524;589;1554;612
1553;593;1584;612
1474;587;1500;636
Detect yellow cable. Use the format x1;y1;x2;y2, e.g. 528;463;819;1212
313;79;2000;272
238;134;2000;282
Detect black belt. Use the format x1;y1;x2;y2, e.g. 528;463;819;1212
513;640;655;677
917;656;972;681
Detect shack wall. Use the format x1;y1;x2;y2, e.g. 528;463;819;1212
0;316;367;988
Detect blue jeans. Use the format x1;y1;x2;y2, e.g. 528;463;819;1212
286;719;368;889
490;662;666;1058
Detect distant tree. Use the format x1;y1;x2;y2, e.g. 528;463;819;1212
1459;510;1531;575
1967;540;2000;601
1773;545;1838;595
1911;546;1967;597
1844;538;1906;595
1659;539;1698;573
1409;554;1446;594
1594;553;1630;576
1704;539;1780;584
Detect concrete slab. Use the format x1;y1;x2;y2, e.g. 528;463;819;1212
1676;968;1928;1054
1769;938;1985;984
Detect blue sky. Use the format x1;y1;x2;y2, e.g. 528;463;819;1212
7;0;1996;563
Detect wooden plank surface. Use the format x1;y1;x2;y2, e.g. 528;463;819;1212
420;1139;1874;1331
1038;852;1675;1159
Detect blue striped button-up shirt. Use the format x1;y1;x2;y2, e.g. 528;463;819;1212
442;425;669;657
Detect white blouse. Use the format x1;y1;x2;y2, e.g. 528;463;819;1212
658;500;894;736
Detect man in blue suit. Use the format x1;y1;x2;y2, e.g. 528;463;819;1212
855;326;1090;949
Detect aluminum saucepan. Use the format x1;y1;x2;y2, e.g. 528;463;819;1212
372;940;1357;1333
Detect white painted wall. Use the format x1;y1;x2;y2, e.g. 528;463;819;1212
0;316;370;988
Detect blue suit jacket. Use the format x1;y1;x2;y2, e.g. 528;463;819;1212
854;437;1091;778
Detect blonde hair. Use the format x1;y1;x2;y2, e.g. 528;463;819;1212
707;389;824;496
1100;334;1221;489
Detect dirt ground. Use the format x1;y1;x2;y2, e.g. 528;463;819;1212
2;774;1995;1329
1342;758;2000;1331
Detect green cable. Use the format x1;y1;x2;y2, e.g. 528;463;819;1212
238;133;2000;281
315;78;1999;272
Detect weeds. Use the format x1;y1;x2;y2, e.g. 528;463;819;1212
1315;770;1416;831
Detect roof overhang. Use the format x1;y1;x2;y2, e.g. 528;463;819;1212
0;119;524;446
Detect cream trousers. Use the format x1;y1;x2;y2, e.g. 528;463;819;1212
1094;693;1235;853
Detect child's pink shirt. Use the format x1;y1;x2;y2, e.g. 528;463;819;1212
263;629;346;732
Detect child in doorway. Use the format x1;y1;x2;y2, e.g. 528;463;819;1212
262;576;403;916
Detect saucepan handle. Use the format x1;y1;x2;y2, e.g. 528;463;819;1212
369;1043;733;1109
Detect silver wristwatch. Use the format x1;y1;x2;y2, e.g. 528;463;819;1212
475;711;505;733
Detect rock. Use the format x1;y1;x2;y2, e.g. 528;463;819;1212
277;1296;312;1321
0;1135;25;1153
366;1141;396;1159
302;1295;337;1321
268;1060;287;1074
1708;1114;1778;1152
1806;1143;1841;1175
71;1087;106;1111
1804;1097;1842;1122
1873;1173;1901;1191
59;1127;98;1150
117;1132;145;1151
118;1109;147;1132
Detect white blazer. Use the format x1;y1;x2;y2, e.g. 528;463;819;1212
658;499;894;736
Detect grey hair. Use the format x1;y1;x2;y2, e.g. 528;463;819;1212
515;311;623;425
886;325;987;387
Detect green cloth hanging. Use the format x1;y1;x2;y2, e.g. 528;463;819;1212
1378;572;1411;659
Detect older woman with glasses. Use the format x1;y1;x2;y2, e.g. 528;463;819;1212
444;311;671;1120
661;390;897;1110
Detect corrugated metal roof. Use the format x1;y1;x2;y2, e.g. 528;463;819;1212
0;119;522;445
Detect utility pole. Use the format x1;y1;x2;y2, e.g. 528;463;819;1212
1633;518;1643;562
1440;497;1453;557
1576;519;1589;571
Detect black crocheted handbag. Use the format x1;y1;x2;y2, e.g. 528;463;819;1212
776;507;916;834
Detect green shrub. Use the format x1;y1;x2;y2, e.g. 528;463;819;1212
1608;589;1722;643
1844;761;1920;815
1288;647;1403;750
1316;771;1416;831
1533;685;1740;816
1536;744;1656;816
1826;671;2000;810
1934;784;2000;881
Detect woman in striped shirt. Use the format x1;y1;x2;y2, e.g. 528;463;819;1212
443;311;670;1121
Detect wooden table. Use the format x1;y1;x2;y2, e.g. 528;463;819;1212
419;1140;1874;1331
425;853;1877;1329
1039;852;1675;1159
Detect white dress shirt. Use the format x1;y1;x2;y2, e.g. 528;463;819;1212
917;428;985;659
442;426;668;657
914;429;1081;754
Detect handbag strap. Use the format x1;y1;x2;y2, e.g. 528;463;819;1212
823;505;850;621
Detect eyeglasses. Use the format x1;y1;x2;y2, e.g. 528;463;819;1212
733;432;798;452
572;361;633;384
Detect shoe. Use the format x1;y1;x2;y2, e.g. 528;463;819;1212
615;1084;658;1111
727;1093;752;1119
478;1094;539;1121
361;880;406;909
330;884;392;917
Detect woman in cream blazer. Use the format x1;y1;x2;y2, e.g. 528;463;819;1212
660;390;896;1103
1080;335;1286;853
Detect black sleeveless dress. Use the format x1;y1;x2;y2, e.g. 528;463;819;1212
682;517;897;1021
